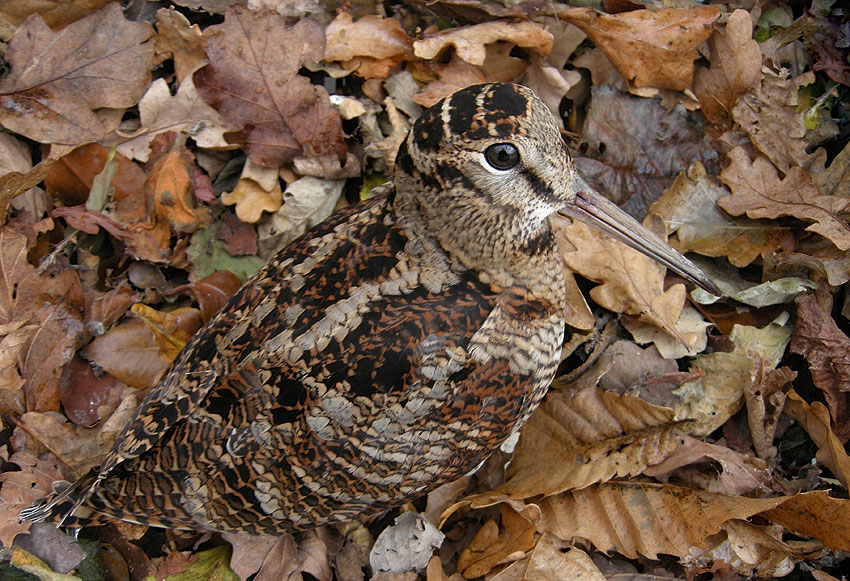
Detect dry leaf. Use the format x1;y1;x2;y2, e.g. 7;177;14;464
194;6;346;167
145;146;210;234
370;512;444;574
719;147;850;251
0;451;65;547
762;490;850;552
536;481;785;560
555;214;698;349
732;69;816;173
323;12;412;79
413;20;553;66
693;9;763;127
456;505;535;578
790;290;850;440
224;174;284;225
651;161;794;267
685;520;796;577
114;76;236;163
557;6;720;91
744;364;794;461
783;390;850;488
0;4;154;145
412;54;488;108
490;535;606;581
500;386;686;499
154;8;207;84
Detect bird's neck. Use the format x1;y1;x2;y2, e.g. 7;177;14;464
390;182;565;306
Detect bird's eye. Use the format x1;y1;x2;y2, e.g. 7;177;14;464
484;143;520;170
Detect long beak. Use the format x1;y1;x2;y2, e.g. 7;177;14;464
559;179;721;296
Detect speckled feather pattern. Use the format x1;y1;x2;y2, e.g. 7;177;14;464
24;83;572;534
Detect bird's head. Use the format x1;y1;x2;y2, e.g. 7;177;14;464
393;82;719;295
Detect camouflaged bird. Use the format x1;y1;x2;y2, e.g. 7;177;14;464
21;83;718;534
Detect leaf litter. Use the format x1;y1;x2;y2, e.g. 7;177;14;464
1;0;850;579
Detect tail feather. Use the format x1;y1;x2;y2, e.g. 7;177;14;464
18;470;101;528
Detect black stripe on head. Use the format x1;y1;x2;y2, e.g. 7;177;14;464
412;104;444;151
521;168;562;207
483;83;528;118
447;85;481;135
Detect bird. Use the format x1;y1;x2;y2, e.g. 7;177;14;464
21;82;719;535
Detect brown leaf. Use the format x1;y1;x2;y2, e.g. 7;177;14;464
324;12;412;79
489;535;606;581
731;69;815;173
554;214;699;349
214;211;258;257
573;87;719;216
82;305;203;388
167;270;242;323
719;147;850;251
52;206;133;241
113;76;236;163
225;529;332;581
59;355;124;427
457;505;535;578
145;146;210;234
500;386;686;499
84;281;139;337
693;9;763;127
194;6;346;167
0;0;113;28
790;290;850;441
412;55;488;108
651;162;794;268
744;363;794;461
536;481;785;560
0;451;65;547
154;8;207;84
44;143;147;207
0;4;154;145
557;6;720;91
413;20;553;66
762;490;850;552
783;390;850;487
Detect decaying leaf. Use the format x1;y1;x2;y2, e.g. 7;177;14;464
555;214;703;351
784;390;850;488
490;535;606;581
0;4;154;145
0;451;66;547
536;481;785;561
500;386;687;499
324;12;413;79
762;489;850;552
719;147;850;251
413;20;553;66
693;9;763;127
154;8;207;84
456;504;535;578
194;6;346;167
557;5;720;91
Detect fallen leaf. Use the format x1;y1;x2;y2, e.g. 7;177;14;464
413;20;553;66
719;147;850;251
44;143;148;207
536;481;785;560
194;6;346;167
457;505;535;578
154;8;207;84
52;206;133;241
12;523;86;575
762;490;850;552
215;210;259;257
59;355;124;427
257;176;345;259
555;214;699;349
693;9;763;127
412;54;488;108
187;223;265;282
790;290;850;440
684;519;797;577
732;69;816;173
0;0;113;28
0;4;154;145
651;161;794;268
324;12;412;79
557;5;720;90
489;535;606;581
370;512;444;574
167;270;242;322
688;256;816;307
222;161;284;224
113;75;236;163
809;141;850;198
500;386;687;499
622;304;710;360
0;451;65;547
573;87;719;215
9;546;81;580
783;390;850;488
145;144;210;234
744;364;794;461
676;314;792;435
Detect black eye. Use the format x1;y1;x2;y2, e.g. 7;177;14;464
484;143;520;170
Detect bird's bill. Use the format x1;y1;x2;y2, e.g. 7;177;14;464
559;180;721;296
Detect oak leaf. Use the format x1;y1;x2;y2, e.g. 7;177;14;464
651;162;794;267
194;6;346;167
693;9;763;127
0;4;154;145
489;536;606;581
457;505;535;578
557;6;720;91
413;20;553;66
324;12;413;79
0;451;65;547
719;147;850;251
154;8;207;84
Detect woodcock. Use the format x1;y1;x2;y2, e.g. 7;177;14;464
21;82;719;534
